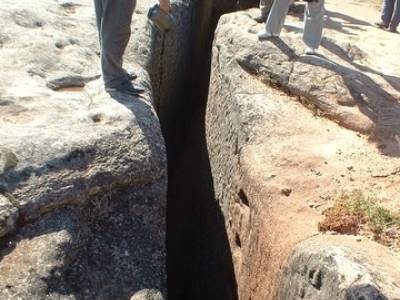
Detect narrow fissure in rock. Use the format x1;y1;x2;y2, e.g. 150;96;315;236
163;1;258;299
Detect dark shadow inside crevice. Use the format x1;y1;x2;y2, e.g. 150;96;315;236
166;13;238;300
346;284;389;300
165;1;258;299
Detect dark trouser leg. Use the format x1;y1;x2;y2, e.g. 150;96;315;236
260;0;273;19
390;0;400;29
95;0;136;88
381;0;395;26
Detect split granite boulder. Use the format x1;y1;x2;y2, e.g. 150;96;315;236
0;0;166;299
206;7;400;300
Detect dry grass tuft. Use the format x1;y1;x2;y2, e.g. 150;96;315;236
319;190;400;249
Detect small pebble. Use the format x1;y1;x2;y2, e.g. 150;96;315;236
55;41;64;49
281;188;292;197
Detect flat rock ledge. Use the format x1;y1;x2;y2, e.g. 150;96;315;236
0;1;167;298
220;12;400;139
0;78;167;299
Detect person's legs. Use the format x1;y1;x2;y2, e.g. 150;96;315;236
303;0;324;51
94;0;103;39
258;0;274;21
99;0;136;88
381;0;395;26
389;0;400;30
265;0;293;35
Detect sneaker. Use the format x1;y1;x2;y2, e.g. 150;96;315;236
257;30;277;40
375;21;388;29
106;81;145;96
304;47;316;55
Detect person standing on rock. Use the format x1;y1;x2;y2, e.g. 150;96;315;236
254;0;302;23
258;0;325;55
375;0;399;33
254;0;274;23
94;0;171;95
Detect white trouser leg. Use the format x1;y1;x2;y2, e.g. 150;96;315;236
266;0;294;35
303;0;325;49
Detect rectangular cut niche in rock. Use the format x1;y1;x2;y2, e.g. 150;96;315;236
238;189;250;207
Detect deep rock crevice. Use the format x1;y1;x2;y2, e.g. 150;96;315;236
2;1;398;299
157;1;400;299
148;0;258;299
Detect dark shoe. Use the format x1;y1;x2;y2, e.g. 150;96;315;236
254;15;267;23
106;81;145;96
389;26;398;33
375;21;388;29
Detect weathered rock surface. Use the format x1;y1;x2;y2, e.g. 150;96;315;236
0;0;167;299
278;236;400;299
0;194;18;239
130;289;164;300
130;0;259;155
206;7;400;300
0;209;80;299
233;24;400;137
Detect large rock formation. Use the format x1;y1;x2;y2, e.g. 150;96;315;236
0;1;167;299
129;0;258;157
3;0;399;299
206;7;400;300
0;0;260;298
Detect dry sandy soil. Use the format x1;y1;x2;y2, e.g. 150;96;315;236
284;0;400;226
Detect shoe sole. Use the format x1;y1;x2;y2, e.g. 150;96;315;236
375;23;388;29
106;88;145;94
258;35;278;40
